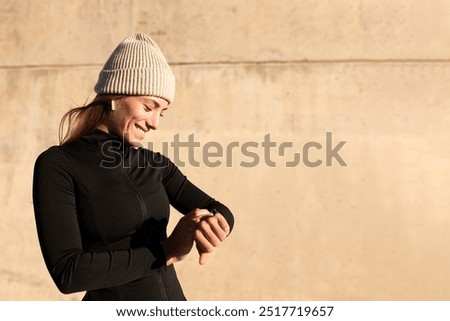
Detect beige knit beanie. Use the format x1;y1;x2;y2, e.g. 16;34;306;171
94;33;175;104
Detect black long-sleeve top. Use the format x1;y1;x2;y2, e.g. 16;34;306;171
32;129;234;300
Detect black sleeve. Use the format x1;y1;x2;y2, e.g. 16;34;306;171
32;147;165;295
161;157;234;232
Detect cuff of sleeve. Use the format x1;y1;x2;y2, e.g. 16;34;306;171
148;241;167;269
207;203;234;233
141;218;169;269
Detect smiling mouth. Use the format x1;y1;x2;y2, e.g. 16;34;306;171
135;125;147;136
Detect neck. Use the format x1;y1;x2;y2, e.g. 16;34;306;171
96;123;110;134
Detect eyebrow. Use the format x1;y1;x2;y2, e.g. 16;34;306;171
142;98;169;109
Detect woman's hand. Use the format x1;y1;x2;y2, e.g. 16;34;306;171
194;212;230;265
161;209;211;265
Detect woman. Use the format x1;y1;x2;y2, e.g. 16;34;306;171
32;33;234;300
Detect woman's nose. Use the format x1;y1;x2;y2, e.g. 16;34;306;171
146;113;160;130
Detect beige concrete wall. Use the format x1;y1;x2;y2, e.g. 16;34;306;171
0;0;449;300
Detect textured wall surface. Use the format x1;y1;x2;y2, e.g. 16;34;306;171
0;0;449;300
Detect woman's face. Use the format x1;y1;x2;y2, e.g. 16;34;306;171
108;96;169;145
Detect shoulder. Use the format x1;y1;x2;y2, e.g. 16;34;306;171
34;145;73;173
138;148;173;169
33;146;75;196
137;148;182;182
36;145;67;162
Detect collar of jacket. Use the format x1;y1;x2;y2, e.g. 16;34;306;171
81;129;132;151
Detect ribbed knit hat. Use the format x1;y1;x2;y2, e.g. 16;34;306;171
94;33;175;104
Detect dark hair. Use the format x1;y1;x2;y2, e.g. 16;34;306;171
59;94;124;145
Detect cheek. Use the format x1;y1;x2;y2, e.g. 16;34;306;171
112;114;126;131
112;104;145;133
117;110;136;127
109;113;129;135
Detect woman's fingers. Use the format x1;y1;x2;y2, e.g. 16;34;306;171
168;209;230;265
187;209;214;226
196;222;221;248
194;229;214;265
198;252;209;265
163;209;212;264
199;213;230;240
194;212;230;265
196;242;210;265
210;213;230;239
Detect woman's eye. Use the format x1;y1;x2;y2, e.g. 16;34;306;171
144;105;152;112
